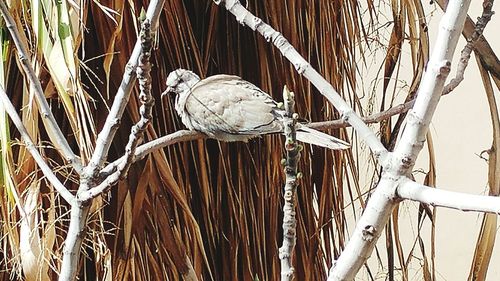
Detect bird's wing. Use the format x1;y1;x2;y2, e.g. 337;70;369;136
185;75;282;135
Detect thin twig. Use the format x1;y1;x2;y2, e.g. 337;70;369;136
81;130;202;202
0;1;82;174
0;86;74;204
85;0;166;177
115;19;154;179
435;0;500;81
443;0;495;95
279;86;300;281
315;0;495;132
308;99;416;130
313;4;497;133
96;95;408;181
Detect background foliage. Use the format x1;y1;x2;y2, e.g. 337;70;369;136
2;0;493;280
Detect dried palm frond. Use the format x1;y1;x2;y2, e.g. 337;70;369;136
0;0;452;280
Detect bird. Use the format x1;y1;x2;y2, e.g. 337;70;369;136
163;68;350;150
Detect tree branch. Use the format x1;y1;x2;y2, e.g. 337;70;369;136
80;130;203;202
93;94;411;197
328;0;472;279
85;0;166;177
314;0;494;132
279;86;300;281
115;19;154;180
0;1;82;174
443;0;494;95
91;99;416;199
0;86;74;204
308;99;416;130
213;0;389;163
397;179;500;214
58;196;90;281
58;2;166;281
436;0;500;81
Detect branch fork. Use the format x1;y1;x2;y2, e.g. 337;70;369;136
212;1;492;280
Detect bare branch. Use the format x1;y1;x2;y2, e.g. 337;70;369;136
329;0;472;279
58;197;90;281
436;0;500;81
398;179;500;214
59;2;166;281
93;98;414;193
308;100;416;130
96;95;410;182
85;0;166;177
81;130;202;202
0;86;74;204
279;86;300;281
213;0;389;163
0;1;82;173
115;19;155;180
96;85;464;184
443;0;495;95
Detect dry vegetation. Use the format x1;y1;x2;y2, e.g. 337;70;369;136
0;0;498;280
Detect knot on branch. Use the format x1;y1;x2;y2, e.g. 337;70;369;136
437;60;451;78
362;225;377;242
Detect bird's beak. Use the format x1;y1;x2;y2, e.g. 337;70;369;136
161;86;174;98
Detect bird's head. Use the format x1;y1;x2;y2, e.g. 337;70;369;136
163;69;201;97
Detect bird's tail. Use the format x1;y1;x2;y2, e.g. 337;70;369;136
295;125;350;150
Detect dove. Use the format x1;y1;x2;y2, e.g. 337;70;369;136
163;68;350;150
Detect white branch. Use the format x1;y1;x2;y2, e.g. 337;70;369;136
328;177;401;281
80;130;202;202
85;0;165;176
213;0;388;163
0;86;74;204
208;1;481;279
58;2;166;281
0;1;82;173
391;0;472;173
398;179;500;214
97;100;413;182
57;198;90;281
328;0;472;280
